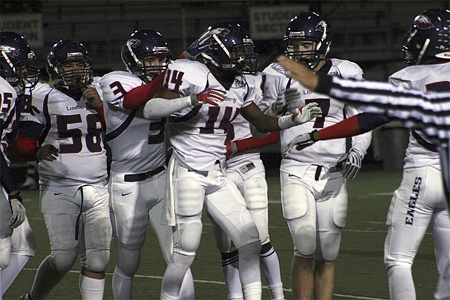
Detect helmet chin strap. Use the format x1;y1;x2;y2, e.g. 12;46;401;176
416;38;430;65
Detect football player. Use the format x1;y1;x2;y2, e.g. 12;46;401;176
219;72;285;300
98;29;194;299
0;31;38;298
283;9;450;300
15;40;112;300
255;12;372;300
143;22;322;300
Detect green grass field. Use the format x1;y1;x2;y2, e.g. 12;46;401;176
3;168;439;300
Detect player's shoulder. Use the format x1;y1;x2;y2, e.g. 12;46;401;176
0;77;17;96
263;62;287;77
168;59;210;87
100;71;141;86
328;58;364;78
169;59;208;73
32;82;53;98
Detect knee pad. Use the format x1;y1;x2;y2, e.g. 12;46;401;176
49;249;78;273
0;237;12;270
82;249;110;273
175;216;202;256
116;245;141;277
317;231;341;261
288;218;316;257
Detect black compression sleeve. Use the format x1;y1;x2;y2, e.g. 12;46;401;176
1;151;17;194
357;113;391;133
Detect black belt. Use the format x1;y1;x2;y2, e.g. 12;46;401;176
124;166;165;182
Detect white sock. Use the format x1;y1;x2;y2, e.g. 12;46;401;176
260;244;284;300
221;251;243;299
243;282;262;300
268;283;285;300
161;290;179;300
79;274;105;300
1;254;30;293
112;266;132;300
179;268;195;300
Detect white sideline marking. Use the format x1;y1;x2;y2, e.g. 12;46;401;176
21;268;388;300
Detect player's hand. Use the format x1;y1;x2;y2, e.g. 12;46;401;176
36;144;59;161
9;192;26;228
225;140;238;157
190;89;226;107
292;102;322;125
283;130;317;157
83;87;103;109
336;148;363;179
274;88;299;115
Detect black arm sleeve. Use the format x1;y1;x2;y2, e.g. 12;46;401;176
1;147;17;194
357;112;391;133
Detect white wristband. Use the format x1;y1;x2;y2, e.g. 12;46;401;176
278;115;295;130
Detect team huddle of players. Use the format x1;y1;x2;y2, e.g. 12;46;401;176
1;7;449;300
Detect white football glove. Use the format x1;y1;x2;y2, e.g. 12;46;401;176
292;102;323;125
273;88;299;115
9;193;26;228
284;130;317;158
336;148;363;179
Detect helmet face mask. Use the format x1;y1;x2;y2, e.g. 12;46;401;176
402;9;450;65
47;40;93;91
284;12;331;69
0;31;39;94
121;30;172;83
198;23;259;76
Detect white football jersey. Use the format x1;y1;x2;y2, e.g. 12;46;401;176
0;77;18;163
100;71;166;173
262;59;372;177
164;59;257;171
226;73;265;177
389;62;450;170
20;80;108;196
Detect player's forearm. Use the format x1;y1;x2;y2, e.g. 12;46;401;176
1;151;18;193
143;96;194;119
15;135;39;161
123;72;165;109
234;132;280;153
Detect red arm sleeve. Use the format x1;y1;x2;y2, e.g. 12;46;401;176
15;135;39;161
122;71;165;109
233;132;280;154
95;103;105;125
318;115;361;140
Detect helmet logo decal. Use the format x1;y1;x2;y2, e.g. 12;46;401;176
415;15;434;29
0;45;19;57
315;21;327;33
128;39;141;48
211;28;230;37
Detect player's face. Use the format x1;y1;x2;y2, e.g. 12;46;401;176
291;41;316;57
59;61;88;86
142;54;168;77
